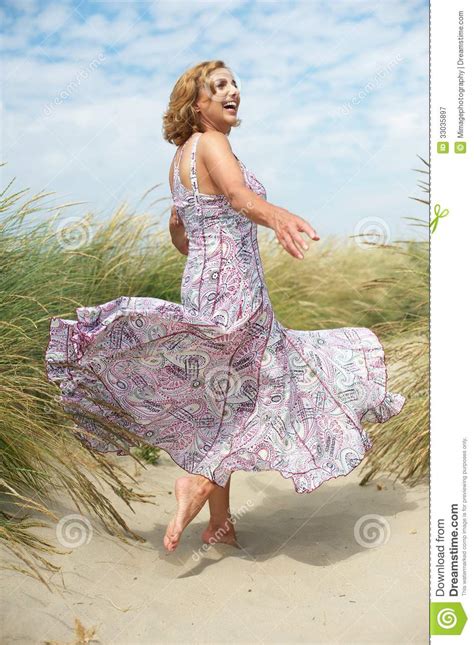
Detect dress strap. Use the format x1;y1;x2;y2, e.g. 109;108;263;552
189;133;202;191
174;143;185;170
189;132;203;218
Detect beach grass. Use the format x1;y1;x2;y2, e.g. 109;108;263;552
0;166;428;584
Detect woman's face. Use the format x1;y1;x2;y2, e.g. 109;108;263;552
194;67;240;134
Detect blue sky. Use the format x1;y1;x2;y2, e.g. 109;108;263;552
1;0;428;241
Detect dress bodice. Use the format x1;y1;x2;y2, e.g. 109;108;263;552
171;132;271;330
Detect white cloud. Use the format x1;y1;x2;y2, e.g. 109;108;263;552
0;0;428;238
36;3;71;34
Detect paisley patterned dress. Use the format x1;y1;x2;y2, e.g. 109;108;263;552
45;132;405;494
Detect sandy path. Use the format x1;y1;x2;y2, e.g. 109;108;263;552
0;453;428;644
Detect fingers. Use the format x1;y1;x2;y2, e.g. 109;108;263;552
279;232;305;260
276;217;320;260
296;219;319;241
170;206;184;228
292;232;310;253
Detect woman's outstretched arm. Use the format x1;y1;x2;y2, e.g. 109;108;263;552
199;131;320;260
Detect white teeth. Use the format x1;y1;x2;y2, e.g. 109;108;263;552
224;101;237;109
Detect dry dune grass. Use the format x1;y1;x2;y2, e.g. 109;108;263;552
0;166;428;584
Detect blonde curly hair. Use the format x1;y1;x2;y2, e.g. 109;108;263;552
162;60;241;146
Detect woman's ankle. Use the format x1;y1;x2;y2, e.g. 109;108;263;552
208;514;234;529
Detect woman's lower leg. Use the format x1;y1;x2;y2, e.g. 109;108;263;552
202;474;238;546
208;474;232;524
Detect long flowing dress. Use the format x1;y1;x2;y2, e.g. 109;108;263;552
45;132;406;494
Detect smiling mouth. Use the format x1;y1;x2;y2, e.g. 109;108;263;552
223;101;238;112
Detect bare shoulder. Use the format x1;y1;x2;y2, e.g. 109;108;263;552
198;131;233;158
192;132;245;197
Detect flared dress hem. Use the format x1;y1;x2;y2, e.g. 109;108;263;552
44;297;405;495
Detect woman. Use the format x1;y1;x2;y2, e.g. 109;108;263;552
45;60;405;554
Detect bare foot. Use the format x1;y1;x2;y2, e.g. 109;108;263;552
164;475;217;552
201;517;240;548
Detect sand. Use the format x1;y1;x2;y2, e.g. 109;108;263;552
0;453;428;644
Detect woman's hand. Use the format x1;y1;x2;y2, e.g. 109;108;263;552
271;208;320;260
169;206;189;256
